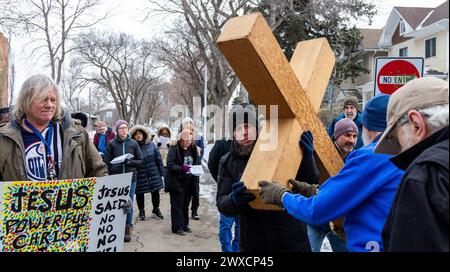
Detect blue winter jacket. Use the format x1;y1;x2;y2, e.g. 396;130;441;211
282;140;404;252
328;112;364;149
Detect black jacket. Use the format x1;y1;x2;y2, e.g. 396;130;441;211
208;139;232;182
216;141;311;252
136;141;165;194
383;126;449;252
103;135;143;182
164;144;200;193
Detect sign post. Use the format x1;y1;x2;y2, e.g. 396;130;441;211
374;57;424;96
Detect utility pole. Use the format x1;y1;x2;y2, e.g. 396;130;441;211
203;65;208;145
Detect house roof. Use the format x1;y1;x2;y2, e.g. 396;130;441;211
394;6;434;30
422;1;449;27
359;28;384;49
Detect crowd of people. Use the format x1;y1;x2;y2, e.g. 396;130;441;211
0;74;447;252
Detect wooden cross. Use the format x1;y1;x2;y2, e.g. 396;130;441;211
217;13;344;210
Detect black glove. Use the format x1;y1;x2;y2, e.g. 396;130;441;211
258;180;290;208
288;179;318;197
231;181;256;208
157;142;162;147
122;198;133;214
300;131;314;160
123;158;131;166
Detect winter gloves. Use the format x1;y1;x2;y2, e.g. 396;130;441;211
258;181;290;208
182;164;191;174
288;179;318;197
300;131;314;160
122;197;133;214
124;158;131;166
231;181;256;208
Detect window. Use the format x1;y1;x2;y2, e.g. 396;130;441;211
399;47;408;57
399;20;406;35
425;37;436;58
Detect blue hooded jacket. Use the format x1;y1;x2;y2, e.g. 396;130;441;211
282;140;404;252
328;112;364;149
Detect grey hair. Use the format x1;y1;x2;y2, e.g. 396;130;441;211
13;74;62;122
419;104;449;132
396;104;449;132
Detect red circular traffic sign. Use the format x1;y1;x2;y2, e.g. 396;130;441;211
377;60;420;95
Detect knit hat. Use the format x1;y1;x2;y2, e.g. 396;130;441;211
333;118;359;140
343;96;360;112
362;94;390;132
375;77;449;155
115;119;129;131
228;103;258;134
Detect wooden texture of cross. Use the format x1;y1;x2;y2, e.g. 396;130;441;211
217;13;344;210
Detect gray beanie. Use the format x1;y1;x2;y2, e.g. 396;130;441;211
343;96;360;112
334;118;358;140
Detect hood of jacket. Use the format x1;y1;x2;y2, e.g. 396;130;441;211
129;125;152;144
157;124;171;138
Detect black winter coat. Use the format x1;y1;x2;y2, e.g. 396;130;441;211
164;144;200;193
383;126;449;252
216;141;312;252
208;139;232;182
103;135;143;182
136;141;165;194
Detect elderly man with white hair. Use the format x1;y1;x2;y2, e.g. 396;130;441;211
374;76;449;252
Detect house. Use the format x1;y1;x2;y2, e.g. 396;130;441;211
378;1;449;79
340;28;389;108
341;1;448;107
95;108;119;127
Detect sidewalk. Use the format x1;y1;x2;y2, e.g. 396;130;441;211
124;164;220;252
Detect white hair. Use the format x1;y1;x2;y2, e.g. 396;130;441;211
13;74;62;122
419;104;449;132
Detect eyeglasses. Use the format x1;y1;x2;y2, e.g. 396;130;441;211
387;115;409;140
118;126;128;130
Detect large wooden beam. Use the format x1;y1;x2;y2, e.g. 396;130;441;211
217;13;343;209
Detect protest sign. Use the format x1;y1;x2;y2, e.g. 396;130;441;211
0;173;132;252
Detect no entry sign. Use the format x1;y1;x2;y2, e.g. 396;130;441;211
374;57;424;95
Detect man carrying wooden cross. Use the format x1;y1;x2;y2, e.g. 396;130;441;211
259;95;405;252
217;104;318;251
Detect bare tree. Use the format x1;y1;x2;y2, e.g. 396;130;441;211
137;80;165;125
74;31;161;123
60;58;88;111
148;0;251;111
0;0;111;84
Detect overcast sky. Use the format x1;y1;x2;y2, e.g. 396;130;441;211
8;0;448;102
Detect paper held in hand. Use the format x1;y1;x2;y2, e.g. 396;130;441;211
189;165;204;177
160;136;170;146
110;153;134;164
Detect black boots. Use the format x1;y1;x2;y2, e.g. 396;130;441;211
192;211;200;220
152;208;164;219
139;209;146;220
124;225;132;242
